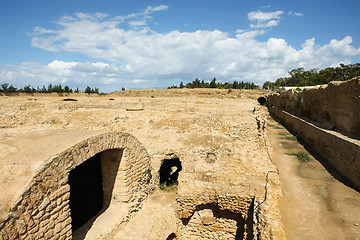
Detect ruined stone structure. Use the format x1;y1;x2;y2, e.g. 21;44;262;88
267;77;360;190
0;131;153;239
0;89;286;239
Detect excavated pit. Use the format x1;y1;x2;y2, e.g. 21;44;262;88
180;203;254;240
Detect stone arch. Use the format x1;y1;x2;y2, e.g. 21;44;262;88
0;132;153;240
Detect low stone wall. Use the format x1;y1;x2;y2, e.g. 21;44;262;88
177;192;255;239
267;77;360;138
0;132;153;240
268;107;360;190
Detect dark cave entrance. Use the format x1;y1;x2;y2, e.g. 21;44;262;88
159;157;182;186
69;153;104;231
257;97;266;105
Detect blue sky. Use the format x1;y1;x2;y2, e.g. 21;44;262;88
1;0;360;92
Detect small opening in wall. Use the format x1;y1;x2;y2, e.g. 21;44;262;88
159;157;182;186
257;97;266;105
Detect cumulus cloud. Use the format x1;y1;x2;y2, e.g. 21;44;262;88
1;6;360;91
248;10;284;29
248;10;283;22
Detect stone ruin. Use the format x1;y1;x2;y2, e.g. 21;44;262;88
0;92;285;239
0;132;153;239
0;128;283;239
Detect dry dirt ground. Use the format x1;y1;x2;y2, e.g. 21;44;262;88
0;89;359;239
266;115;360;240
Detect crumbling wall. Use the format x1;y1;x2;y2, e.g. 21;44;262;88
267;78;360;189
177;192;255;239
0;132;153;240
268;77;360;138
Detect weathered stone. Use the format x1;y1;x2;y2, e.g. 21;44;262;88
16;219;27;235
39;197;50;211
198;209;216;225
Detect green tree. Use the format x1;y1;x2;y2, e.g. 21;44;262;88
85;86;92;93
210;78;217;88
1;83;9;92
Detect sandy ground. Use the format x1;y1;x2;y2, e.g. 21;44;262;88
0;89;359;239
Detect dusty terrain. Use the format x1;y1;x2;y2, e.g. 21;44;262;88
0;88;359;239
266;116;360;239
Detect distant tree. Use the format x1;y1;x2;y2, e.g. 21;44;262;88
7;85;17;92
210;78;217;88
1;83;9;92
64;85;72;93
47;84;53;92
233;80;239;89
22;85;32;93
85;86;92;94
179;82;184;88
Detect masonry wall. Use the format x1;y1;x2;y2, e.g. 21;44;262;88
267;77;360;138
176;191;256;239
0;132;153;240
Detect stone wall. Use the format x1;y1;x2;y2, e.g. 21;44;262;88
267;79;360;189
176;188;264;240
267;77;360;138
0;132;153;240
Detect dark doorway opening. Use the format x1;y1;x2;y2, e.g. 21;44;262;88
257;97;266;105
159;157;182;186
69;153;104;231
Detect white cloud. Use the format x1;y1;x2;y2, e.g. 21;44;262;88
248;10;283;29
1;6;360;91
288;11;304;17
248;10;283;22
250;19;280;29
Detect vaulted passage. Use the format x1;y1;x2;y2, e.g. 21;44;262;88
69;153;104;231
159;157;182;186
69;149;124;234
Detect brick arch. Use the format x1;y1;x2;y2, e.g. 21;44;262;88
0;132;153;240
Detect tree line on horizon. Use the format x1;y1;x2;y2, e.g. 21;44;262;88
168;77;260;90
263;63;360;90
0;83;100;94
